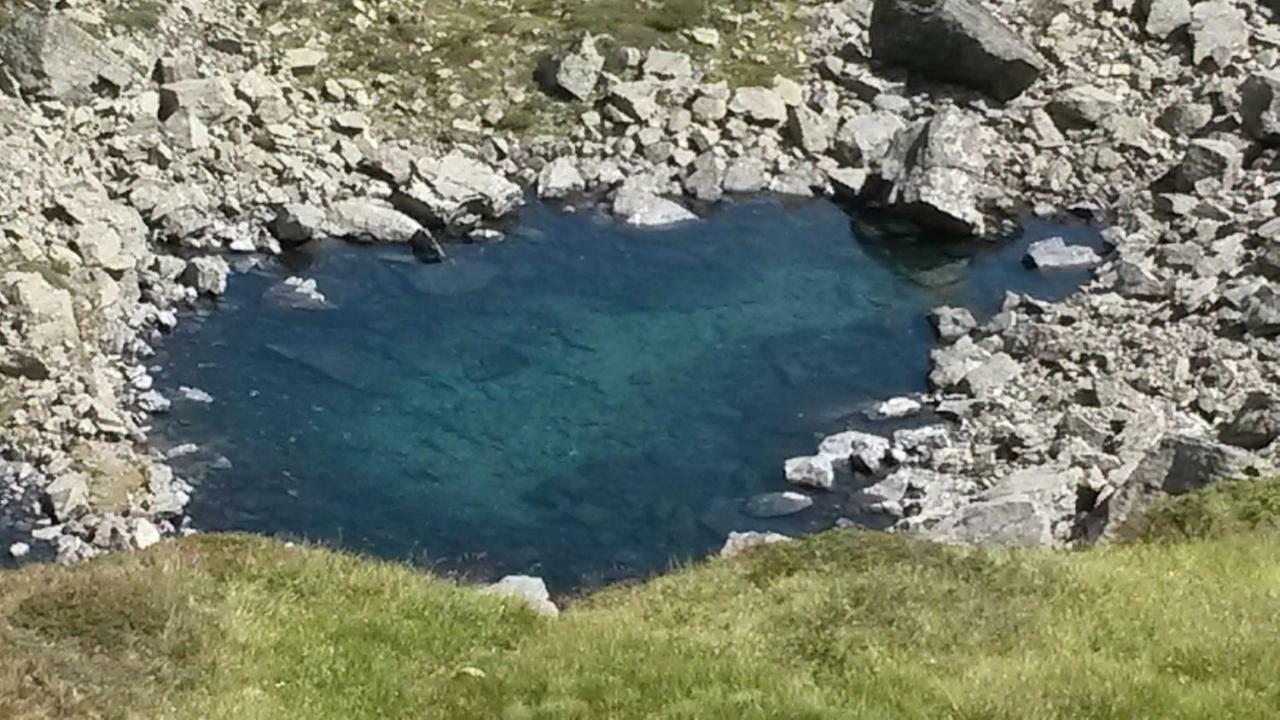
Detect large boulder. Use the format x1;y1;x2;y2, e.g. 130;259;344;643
326;198;427;244
0;12;136;101
550;34;604;102
1219;394;1280;451
612;184;697;228
1188;0;1248;68
868;0;1046;102
929;466;1080;548
1094;434;1269;540
392;153;524;232
158;78;241;122
47;183;150;272
1242;71;1280;146
1;272;79;351
536;157;586;199
884;108;989;235
728;86;788;125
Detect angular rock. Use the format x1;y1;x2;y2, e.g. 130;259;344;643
1155;100;1213;137
393;153;524;231
929;306;977;343
612;184;697;228
1024;237;1102;269
886;108;988;235
723;157;770;194
833;111;906;167
536;157;586;199
643;48;693;82
719;531;791;558
485;576;558;617
787;105;835;155
728;86;788;125
1046;85;1122;131
158;77;240;122
1242;71;1280;146
44;473;89;522
606;80;660;123
181;256;230;297
743;491;814;519
267;203;327;245
818;430;891;475
1;272;80;350
0;12;137;101
553;34;604;101
929;335;990;391
1188;0;1248;68
327;198;428;244
1219;393;1280;451
1173;139;1240;193
869;0;1046;101
784;455;836;490
1139;0;1191;38
958;352;1022;397
929;467;1076;547
282;47;327;75
1098;435;1268;539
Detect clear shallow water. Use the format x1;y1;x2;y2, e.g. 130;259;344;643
154;198;1099;590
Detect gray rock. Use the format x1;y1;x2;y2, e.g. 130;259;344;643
0;12;137;101
834;111;906;167
267;203;327;244
929;335;991;391
1189;0;1248;68
8;542;30;559
536;157;586;199
181;256;231;297
719;531;791;558
828;167;869;201
393;153;524;231
886;108;988;236
1098;434;1269;539
1244;284;1280;337
784;455;835;490
1;272;80;351
743;491;814;518
723;157;770;194
643;48;693;82
958;352;1022;398
1219;393;1280;451
1139;0;1191;38
1155;100;1213;137
818;430;891;474
553;34;604;102
485;575;558;617
606;80;660;123
868;0;1046;101
929;467;1076;547
44;473;89;522
684;153;725;202
787;105;836;155
1173;139;1240;193
1024;237;1102;269
1242;71;1280;146
158;77;240;122
327;198;427;244
1046;85;1122;131
728;86;788;125
282;48;327;74
868;397;922;420
929;305;977;343
612;184;697;228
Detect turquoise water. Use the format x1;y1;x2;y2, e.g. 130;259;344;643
154;198;1098;589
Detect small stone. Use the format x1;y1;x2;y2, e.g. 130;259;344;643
485;575;558;617
8;542;30;559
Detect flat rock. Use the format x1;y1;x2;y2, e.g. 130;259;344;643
869;0;1046;101
327;198;427;244
728;86;788;125
784;455;836;490
719;531;791;558
1024;237;1102;269
743;491;814;518
612;184;697;228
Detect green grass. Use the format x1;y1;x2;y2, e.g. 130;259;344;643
259;0;804;136
3;479;1280;718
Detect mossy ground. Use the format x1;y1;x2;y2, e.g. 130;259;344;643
2;479;1279;719
259;0;805;135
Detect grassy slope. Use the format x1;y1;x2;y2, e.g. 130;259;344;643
3;480;1280;719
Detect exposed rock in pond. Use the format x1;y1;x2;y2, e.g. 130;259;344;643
537;157;586;199
268;203;327;245
719;531;791;558
784;455;835;490
612;184;697;228
868;0;1046;101
929;306;977;343
868;396;922;420
182;256;231;297
485;575;559;617
327;199;427;245
1024;237;1102;270
818;430;891;475
392;152;524;233
743;491;814;518
883;108;988;236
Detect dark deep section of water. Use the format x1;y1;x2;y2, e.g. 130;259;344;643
153;198;1100;590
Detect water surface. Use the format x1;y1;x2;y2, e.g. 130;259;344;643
155;198;1098;589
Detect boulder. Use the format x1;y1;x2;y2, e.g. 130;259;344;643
1155;100;1213;137
784;455;836;490
1046;85;1122;131
728;86;788;125
885;108;988;236
43;473;89;522
818;430;891;475
1024;237;1102;269
606;80;661;123
612;184;697;228
723;157;771;194
158;77;240;122
929;305;976;343
393;153;524;231
326;198;427;244
1097;434;1268;539
536;157;586;199
868;0;1046;101
787;105;836;155
1242;71;1280;145
485;576;558;617
181;256;230;297
1243;283;1280;337
643;48;693;82
929;335;990;390
958;352;1022;397
48;184;149;272
684;153;725;203
1;272;79;350
719;531;791;558
552;34;604;101
0;12;137;101
929;467;1077;547
1219;393;1280;451
743;491;814;519
1173;139;1240;193
267;203;327;244
282;47;327;75
833;111;906;167
1138;0;1191;38
1188;0;1248;68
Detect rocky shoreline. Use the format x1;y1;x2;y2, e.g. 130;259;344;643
2;0;1279;567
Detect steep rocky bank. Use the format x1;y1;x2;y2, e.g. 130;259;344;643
1;0;1278;565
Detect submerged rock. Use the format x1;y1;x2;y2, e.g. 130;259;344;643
868;0;1046;101
743;492;814;519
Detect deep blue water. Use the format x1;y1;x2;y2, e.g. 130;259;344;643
154;198;1099;590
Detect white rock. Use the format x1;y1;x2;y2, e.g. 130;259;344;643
485;575;559;617
784;455;836;490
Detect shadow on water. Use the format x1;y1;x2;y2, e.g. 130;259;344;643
152;196;1100;591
